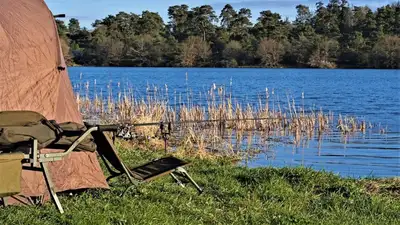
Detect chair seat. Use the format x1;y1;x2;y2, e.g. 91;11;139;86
130;156;189;182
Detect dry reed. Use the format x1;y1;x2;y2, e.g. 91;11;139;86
75;77;374;157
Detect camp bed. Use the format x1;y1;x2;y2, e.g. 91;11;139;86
0;112;202;214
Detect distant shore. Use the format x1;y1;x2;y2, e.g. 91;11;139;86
59;2;399;70
68;64;399;69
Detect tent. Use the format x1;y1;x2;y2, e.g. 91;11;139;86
0;0;108;204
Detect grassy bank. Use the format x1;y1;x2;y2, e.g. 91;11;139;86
0;146;399;225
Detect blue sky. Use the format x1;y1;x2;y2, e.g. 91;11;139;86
45;0;393;28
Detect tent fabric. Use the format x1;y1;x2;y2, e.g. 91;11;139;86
0;0;81;123
0;0;109;203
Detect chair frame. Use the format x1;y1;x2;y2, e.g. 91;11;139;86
1;125;203;214
1;127;97;214
93;130;203;196
100;154;203;196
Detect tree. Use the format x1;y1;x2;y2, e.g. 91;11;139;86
168;5;190;41
222;41;245;67
309;36;339;68
284;35;315;66
120;34;165;66
60;37;72;65
56;20;68;37
254;10;289;40
56;20;74;65
256;38;284;67
57;2;399;69
370;35;400;69
138;11;165;36
180;36;211;67
314;1;340;38
295;4;312;25
188;5;218;41
230;8;252;41
69;28;92;64
353;6;377;39
338;1;354;48
291;5;314;39
220;4;236;29
376;4;399;36
338;31;369;67
84;26;124;66
68;18;80;35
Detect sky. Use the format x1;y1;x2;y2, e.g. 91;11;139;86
45;0;394;29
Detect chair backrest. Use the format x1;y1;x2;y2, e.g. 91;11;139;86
92;131;126;173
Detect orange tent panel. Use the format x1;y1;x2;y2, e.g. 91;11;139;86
0;0;108;203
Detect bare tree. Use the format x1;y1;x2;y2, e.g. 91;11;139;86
257;38;284;67
309;37;339;68
180;36;211;67
371;36;400;69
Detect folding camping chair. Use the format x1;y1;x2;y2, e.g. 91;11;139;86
91;128;203;195
0;112;202;214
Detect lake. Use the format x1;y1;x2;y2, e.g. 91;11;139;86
68;67;400;178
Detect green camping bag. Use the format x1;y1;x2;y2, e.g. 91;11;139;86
0;153;24;197
0;111;96;152
0;111;60;149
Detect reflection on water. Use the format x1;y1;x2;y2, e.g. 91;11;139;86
241;131;400;178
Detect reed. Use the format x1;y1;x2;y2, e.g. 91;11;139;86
75;76;375;157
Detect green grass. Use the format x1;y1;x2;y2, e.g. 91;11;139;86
0;146;399;225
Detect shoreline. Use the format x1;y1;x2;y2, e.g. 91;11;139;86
67;65;400;70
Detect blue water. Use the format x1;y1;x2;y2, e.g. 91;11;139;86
69;67;400;178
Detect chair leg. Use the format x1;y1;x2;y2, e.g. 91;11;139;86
121;185;134;197
99;154;122;182
121;183;142;197
1;197;7;207
170;173;185;187
41;162;64;214
175;167;203;194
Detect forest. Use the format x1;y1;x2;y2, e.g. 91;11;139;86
57;0;400;69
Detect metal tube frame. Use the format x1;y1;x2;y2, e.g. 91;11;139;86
15;127;100;214
4;123;204;213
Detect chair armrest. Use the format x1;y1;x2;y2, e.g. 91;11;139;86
39;127;99;162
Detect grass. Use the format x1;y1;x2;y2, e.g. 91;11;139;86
1;145;399;225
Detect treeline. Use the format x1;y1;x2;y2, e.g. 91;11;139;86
57;0;400;69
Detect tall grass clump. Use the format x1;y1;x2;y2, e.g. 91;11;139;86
75;76;375;157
